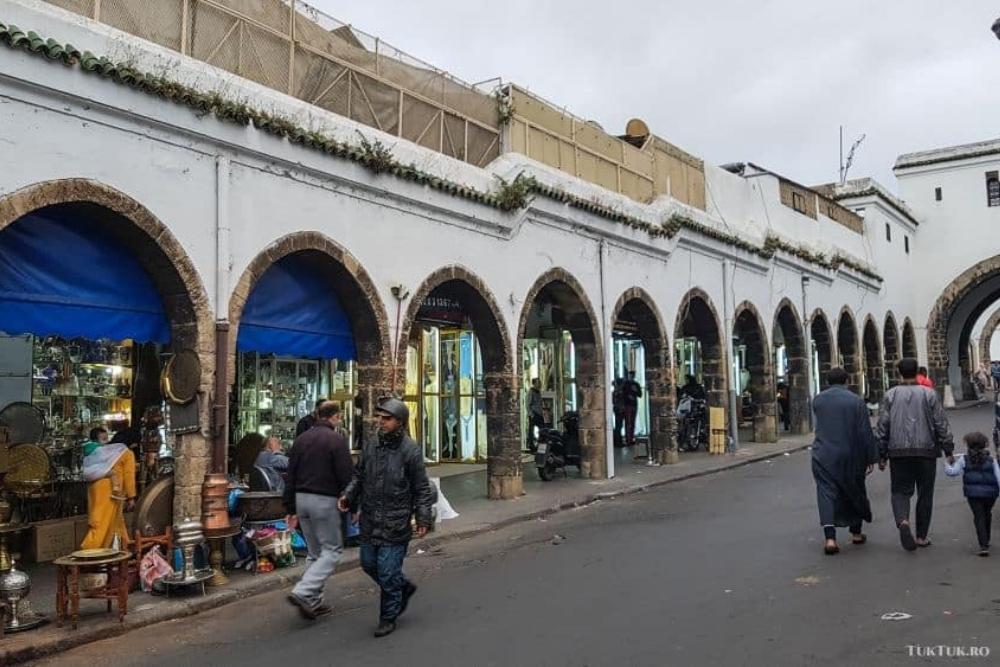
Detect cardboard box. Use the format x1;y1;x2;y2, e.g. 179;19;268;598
28;517;77;563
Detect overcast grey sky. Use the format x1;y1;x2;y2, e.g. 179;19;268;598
312;1;1000;192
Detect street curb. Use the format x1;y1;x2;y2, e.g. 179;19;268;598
946;399;991;411
1;441;809;664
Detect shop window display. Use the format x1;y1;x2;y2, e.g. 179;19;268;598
521;331;577;447
612;336;649;438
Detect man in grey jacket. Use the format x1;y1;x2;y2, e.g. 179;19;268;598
876;358;955;551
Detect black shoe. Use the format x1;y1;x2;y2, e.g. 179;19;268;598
979;546;990;557
399;582;417;617
374;620;396;637
288;593;319;620
898;523;917;552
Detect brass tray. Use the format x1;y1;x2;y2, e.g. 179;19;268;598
70;548;119;560
133;476;174;537
161;349;200;405
5;443;50;485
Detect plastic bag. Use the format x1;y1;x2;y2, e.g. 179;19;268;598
430;477;459;522
139;546;174;592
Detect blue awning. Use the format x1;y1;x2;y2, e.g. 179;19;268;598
0;209;170;343
237;254;356;360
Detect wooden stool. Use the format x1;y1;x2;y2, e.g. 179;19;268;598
54;551;131;630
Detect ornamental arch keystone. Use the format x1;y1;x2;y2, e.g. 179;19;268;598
399;265;519;499
517;268;606;480
0;178;213;519
611;287;676;463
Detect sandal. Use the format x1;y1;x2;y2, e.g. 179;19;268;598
824;541;840;555
851;534;867;545
898;523;917;551
916;538;932;548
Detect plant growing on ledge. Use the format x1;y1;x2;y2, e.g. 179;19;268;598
356;133;396;174
495;174;535;211
494;86;514;127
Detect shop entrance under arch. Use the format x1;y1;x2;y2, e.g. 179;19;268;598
862;318;885;404
519;272;605;479
773;302;808;435
837;311;861;395
810;312;834;394
732;304;776;443
884;314;901;388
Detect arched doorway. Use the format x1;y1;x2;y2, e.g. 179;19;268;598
229;233;390;464
837;309;861;394
862;317;884;403
0;179;212;519
399;267;517;499
773;300;808;434
926;255;1000;398
902;318;918;360
518;269;605;479
733;303;776;443
611;288;674;464
980;308;1000;368
810;310;834;393
884;313;901;388
674;289;726;416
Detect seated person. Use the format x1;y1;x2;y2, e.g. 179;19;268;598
254;436;289;492
679;374;707;401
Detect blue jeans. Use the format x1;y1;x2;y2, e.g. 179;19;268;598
359;542;409;621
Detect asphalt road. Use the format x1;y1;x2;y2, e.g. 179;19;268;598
35;404;999;667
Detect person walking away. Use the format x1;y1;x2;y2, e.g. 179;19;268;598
776;381;791;432
611;379;625;448
876;358;955;551
295;398;327;437
944;432;1000;556
916;366;934;389
254;435;289;492
810;368;878;555
81;427;137;549
526;378;544;452
283;401;354;619
340;398;436;638
622;371;643;447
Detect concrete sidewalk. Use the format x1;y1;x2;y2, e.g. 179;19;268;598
0;434;811;664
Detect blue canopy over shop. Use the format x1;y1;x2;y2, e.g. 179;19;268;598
0;209;170;343
237;254;356;360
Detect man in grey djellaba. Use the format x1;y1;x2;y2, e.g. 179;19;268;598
811;367;879;555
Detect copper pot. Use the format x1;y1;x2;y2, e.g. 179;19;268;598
201;473;231;530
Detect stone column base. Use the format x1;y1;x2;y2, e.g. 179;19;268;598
488;473;523;499
659;448;680;465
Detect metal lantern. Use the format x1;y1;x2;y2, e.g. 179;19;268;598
172;517;205;582
0;564;30;630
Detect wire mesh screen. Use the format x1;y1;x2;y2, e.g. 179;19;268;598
103;0;185;52
40;0;501;167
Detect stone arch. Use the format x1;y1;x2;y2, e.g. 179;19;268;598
926;254;1000;397
0;178;213;518
517;268;606;479
773;299;808;434
611;287;675;463
733;301;776;442
862;316;885;402
809;309;834;391
229;232;392;446
902;318;918;360
674;288;726;412
399;265;518;498
837;307;861;394
980;308;1000;368
884;312;901;388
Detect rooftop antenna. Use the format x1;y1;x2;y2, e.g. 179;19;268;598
839;125;866;185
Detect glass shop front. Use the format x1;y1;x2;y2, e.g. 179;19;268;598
404;294;487;464
611;330;649;440
521;330;577;444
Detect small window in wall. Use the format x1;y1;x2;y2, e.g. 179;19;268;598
885;223;891;242
986;171;1000;207
791;191;807;214
935;187;942;201
904;235;910;254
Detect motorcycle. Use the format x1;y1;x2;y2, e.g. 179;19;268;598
676;395;708;452
536;411;582;481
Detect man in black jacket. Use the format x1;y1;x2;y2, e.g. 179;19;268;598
283;401;353;619
340;398;435;638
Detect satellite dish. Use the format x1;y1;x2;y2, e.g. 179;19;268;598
625;118;650;140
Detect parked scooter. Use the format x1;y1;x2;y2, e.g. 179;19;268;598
536;411;582;481
676;395;708;452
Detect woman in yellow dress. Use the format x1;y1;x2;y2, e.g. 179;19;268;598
80;427;137;550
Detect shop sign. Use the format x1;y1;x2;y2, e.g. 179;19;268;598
417;297;465;326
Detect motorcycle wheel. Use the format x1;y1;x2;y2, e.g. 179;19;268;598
538;464;553;481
